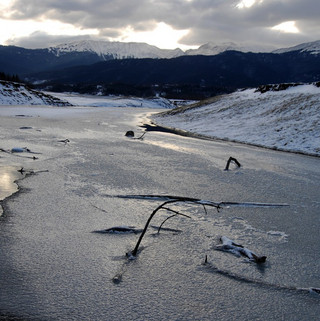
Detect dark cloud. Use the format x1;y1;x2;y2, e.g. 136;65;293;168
2;0;320;49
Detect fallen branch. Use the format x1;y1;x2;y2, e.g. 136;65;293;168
17;168;49;175
127;196;288;258
224;157;241;170
58;139;70;144
157;207;192;233
130;198;221;256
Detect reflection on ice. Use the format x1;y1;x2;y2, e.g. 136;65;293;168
0;166;22;215
145;140;196;153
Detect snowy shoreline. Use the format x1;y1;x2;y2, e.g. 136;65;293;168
149;120;320;158
152;84;320;157
1;81;319;157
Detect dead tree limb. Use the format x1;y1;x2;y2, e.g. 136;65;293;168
224;157;241;171
202;204;208;215
130;198;221;256
157;207;191;233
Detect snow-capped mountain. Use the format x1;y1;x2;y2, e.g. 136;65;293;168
273;40;320;55
48;39;320;58
50;40;274;59
49;40;184;59
47;39;320;58
185;42;273;55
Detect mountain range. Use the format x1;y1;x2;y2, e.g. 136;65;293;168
0;39;320;99
49;39;320;58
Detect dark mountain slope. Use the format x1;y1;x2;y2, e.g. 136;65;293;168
31;50;320;88
0;45;105;75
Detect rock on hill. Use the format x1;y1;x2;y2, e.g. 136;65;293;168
0;81;72;106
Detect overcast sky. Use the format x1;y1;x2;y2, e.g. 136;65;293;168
0;0;319;50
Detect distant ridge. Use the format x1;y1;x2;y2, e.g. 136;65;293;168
0;39;319;99
49;40;184;59
273;40;320;55
185;42;274;55
49;39;320;57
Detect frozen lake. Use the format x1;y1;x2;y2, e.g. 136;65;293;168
0;106;319;320
0;166;23;216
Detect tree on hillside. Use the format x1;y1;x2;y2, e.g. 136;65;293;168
0;72;21;82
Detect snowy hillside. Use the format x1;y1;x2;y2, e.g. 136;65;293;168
186;42;272;55
0;81;72;106
50;40;184;59
153;83;320;156
273;40;320;55
0;80;174;108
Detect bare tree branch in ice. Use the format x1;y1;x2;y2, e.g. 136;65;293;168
157;207;192;234
125;195;288;257
130;198;222;256
224;157;241;170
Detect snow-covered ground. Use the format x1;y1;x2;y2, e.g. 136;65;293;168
0;81;71;106
153;84;320;156
51;92;175;109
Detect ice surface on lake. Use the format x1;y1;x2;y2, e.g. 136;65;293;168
51;92;175;109
0;101;319;320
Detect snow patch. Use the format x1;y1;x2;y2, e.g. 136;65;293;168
50;92;175;109
273;40;320;55
0;81;72;106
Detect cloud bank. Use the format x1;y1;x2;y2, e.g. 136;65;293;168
2;0;319;49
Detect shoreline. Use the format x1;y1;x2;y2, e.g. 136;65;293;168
0;165;25;216
146;119;320;158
